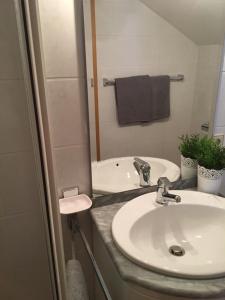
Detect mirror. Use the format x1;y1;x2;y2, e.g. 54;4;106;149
83;0;225;196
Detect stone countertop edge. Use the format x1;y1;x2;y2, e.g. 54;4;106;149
92;177;198;209
90;201;225;299
92;185;157;208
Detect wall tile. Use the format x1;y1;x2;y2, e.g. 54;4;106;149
46;78;89;147
0;80;32;154
86;84;97;161
96;0;160;37
38;0;83;78
0;213;53;299
54;145;91;196
220;175;225;196
38;0;92;272
198;45;222;69
87;83;95;124
83;0;93;78
214;126;225;145
213;41;225;197
89;122;97;161
98;86;117;124
222;49;225;72
97;35;159;70
93;0;199;162
215;71;225;127
0;152;40;217
0;2;22;79
100;121;165;160
0;192;4;218
192;46;222;133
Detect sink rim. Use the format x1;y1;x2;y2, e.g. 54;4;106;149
92;156;180;193
112;190;225;279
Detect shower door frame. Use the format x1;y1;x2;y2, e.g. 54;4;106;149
14;1;67;299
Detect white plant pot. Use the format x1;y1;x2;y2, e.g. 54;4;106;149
181;155;198;180
197;165;224;195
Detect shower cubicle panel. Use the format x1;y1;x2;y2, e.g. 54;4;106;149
0;1;60;299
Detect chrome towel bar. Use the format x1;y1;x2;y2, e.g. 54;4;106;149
103;74;184;87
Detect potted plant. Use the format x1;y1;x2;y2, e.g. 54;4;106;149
197;136;225;194
179;134;200;180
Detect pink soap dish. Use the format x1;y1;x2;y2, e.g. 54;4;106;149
59;194;92;215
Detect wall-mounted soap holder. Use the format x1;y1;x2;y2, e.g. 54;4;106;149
60;188;111;299
59;194;92;215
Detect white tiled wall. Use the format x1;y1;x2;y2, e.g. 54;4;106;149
0;2;56;298
87;0;223;166
191;45;222;133
37;0;93;294
214;51;225;143
92;0;199;164
38;0;91;197
214;46;225;195
38;0;83;78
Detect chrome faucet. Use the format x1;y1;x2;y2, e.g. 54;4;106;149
156;177;181;205
133;157;151;187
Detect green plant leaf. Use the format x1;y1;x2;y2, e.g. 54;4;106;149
179;134;225;170
179;134;200;160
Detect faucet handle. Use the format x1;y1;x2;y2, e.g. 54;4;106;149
157;177;172;190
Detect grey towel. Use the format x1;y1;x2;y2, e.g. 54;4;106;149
115;75;152;125
150;75;170;121
115;75;170;125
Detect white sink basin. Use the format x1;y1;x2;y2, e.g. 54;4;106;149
112;191;225;279
92;157;180;194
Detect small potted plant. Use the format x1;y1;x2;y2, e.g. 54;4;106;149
197;136;225;194
179;134;200;180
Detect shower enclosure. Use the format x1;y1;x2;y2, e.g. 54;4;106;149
0;1;66;299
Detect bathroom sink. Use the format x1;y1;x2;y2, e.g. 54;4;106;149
92;157;180;194
112;190;225;279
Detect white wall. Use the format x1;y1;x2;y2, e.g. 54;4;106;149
93;0;198;165
0;2;55;299
191;45;222;133
37;0;91;197
214;50;225;145
83;0;96;161
214;46;225;195
141;0;225;46
36;1;94;297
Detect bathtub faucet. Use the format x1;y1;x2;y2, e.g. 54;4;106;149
133;157;151;187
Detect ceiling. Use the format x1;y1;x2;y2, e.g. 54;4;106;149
141;0;225;45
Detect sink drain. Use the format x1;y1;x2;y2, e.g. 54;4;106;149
169;245;185;257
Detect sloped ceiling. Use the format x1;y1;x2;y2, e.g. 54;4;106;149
141;0;225;45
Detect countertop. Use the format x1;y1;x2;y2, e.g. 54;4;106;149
91;199;225;299
92;177;197;208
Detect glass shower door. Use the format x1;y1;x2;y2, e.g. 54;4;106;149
0;1;59;299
